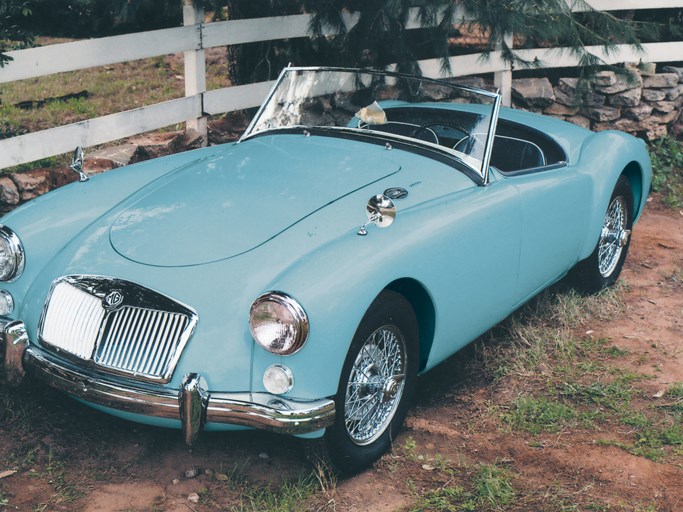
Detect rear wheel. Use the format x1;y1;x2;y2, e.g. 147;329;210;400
573;176;634;293
314;290;418;475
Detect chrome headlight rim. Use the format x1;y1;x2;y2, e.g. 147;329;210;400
0;225;25;282
249;291;309;356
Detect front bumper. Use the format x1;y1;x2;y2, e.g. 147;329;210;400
1;319;335;445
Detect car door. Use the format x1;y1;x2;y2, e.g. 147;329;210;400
507;167;592;302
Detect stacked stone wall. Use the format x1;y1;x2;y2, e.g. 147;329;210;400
511;64;683;140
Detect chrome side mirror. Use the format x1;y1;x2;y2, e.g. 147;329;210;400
358;194;396;236
70;146;88;182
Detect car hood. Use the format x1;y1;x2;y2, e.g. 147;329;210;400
109;134;400;266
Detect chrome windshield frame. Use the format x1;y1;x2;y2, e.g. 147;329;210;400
240;66;502;185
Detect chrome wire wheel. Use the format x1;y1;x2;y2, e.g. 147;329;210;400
598;195;630;278
344;324;407;446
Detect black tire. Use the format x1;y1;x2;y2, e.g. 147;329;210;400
311;290;419;475
573;175;634;294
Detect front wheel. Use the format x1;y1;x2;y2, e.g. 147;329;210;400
573;176;634;293
317;290;418;474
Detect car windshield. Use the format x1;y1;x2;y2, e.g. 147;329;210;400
242;67;501;180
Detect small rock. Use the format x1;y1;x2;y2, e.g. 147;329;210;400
623;104;653;121
662;66;683;80
582;106;621;122
652;101;680;114
421;464;436;471
543;103;579;116
652;110;679;124
10;169;52;201
185;466;199;478
593;69;642;95
512;78;555;108
215;473;229;481
172;478;180;485
0;176;20;206
609;87;642;107
642;89;667;102
566;114;591;129
653;389;666;398
592;71;617;87
637;62;657;76
642;73;679;89
258;452;269;459
663;85;681;101
187;493;200;504
0;470;17;479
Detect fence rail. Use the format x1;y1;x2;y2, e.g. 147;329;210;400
1;1;682;170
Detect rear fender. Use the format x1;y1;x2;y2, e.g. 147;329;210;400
576;130;651;261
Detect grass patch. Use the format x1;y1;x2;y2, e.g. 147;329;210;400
409;464;515;512
230;474;321;512
0;45;229;138
501;396;579;434
649;137;683;208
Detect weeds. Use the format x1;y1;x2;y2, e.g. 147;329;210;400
649;137;683;208
501;396;579;434
409;463;515;512
231;475;320;512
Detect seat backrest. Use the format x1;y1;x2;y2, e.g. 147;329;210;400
490;135;546;172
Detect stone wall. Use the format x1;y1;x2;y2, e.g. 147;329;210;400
511;64;683;140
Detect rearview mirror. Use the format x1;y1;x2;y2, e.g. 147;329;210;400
358;194;396;236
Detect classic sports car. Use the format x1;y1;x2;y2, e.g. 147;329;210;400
0;67;651;473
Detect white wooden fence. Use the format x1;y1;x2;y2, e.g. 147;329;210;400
1;0;682;170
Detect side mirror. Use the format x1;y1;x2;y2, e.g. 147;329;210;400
70;146;88;182
358;194;396;236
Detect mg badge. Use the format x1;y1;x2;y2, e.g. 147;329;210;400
103;290;124;311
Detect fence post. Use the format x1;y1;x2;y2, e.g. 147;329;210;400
183;0;208;144
494;33;513;107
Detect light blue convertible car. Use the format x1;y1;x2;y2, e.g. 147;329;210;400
0;67;651;473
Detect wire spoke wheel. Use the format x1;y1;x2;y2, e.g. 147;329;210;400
344;325;406;446
598;195;629;278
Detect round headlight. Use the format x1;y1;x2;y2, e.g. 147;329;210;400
0;226;25;282
249;292;309;355
0;290;14;316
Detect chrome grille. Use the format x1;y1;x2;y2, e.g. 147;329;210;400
39;276;198;383
40;281;105;360
95;307;189;378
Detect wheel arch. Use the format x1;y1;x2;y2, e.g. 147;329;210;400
621;160;645;221
385;278;436;372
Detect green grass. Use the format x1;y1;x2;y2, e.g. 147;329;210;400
229;475;322;512
409;464;515;512
501;396;583;434
649;137;683;208
0;41;229;140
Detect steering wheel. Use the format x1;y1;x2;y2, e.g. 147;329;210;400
410;122;472;146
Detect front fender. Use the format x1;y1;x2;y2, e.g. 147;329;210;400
576;130;651;261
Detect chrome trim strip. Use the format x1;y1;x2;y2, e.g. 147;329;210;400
482;94;502;186
1;317;28;386
20;344;336;436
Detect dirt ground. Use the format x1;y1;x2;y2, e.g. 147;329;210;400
0;197;681;512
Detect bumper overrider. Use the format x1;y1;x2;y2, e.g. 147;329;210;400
0;318;335;445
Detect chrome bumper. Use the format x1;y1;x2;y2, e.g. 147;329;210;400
1;319;335;445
